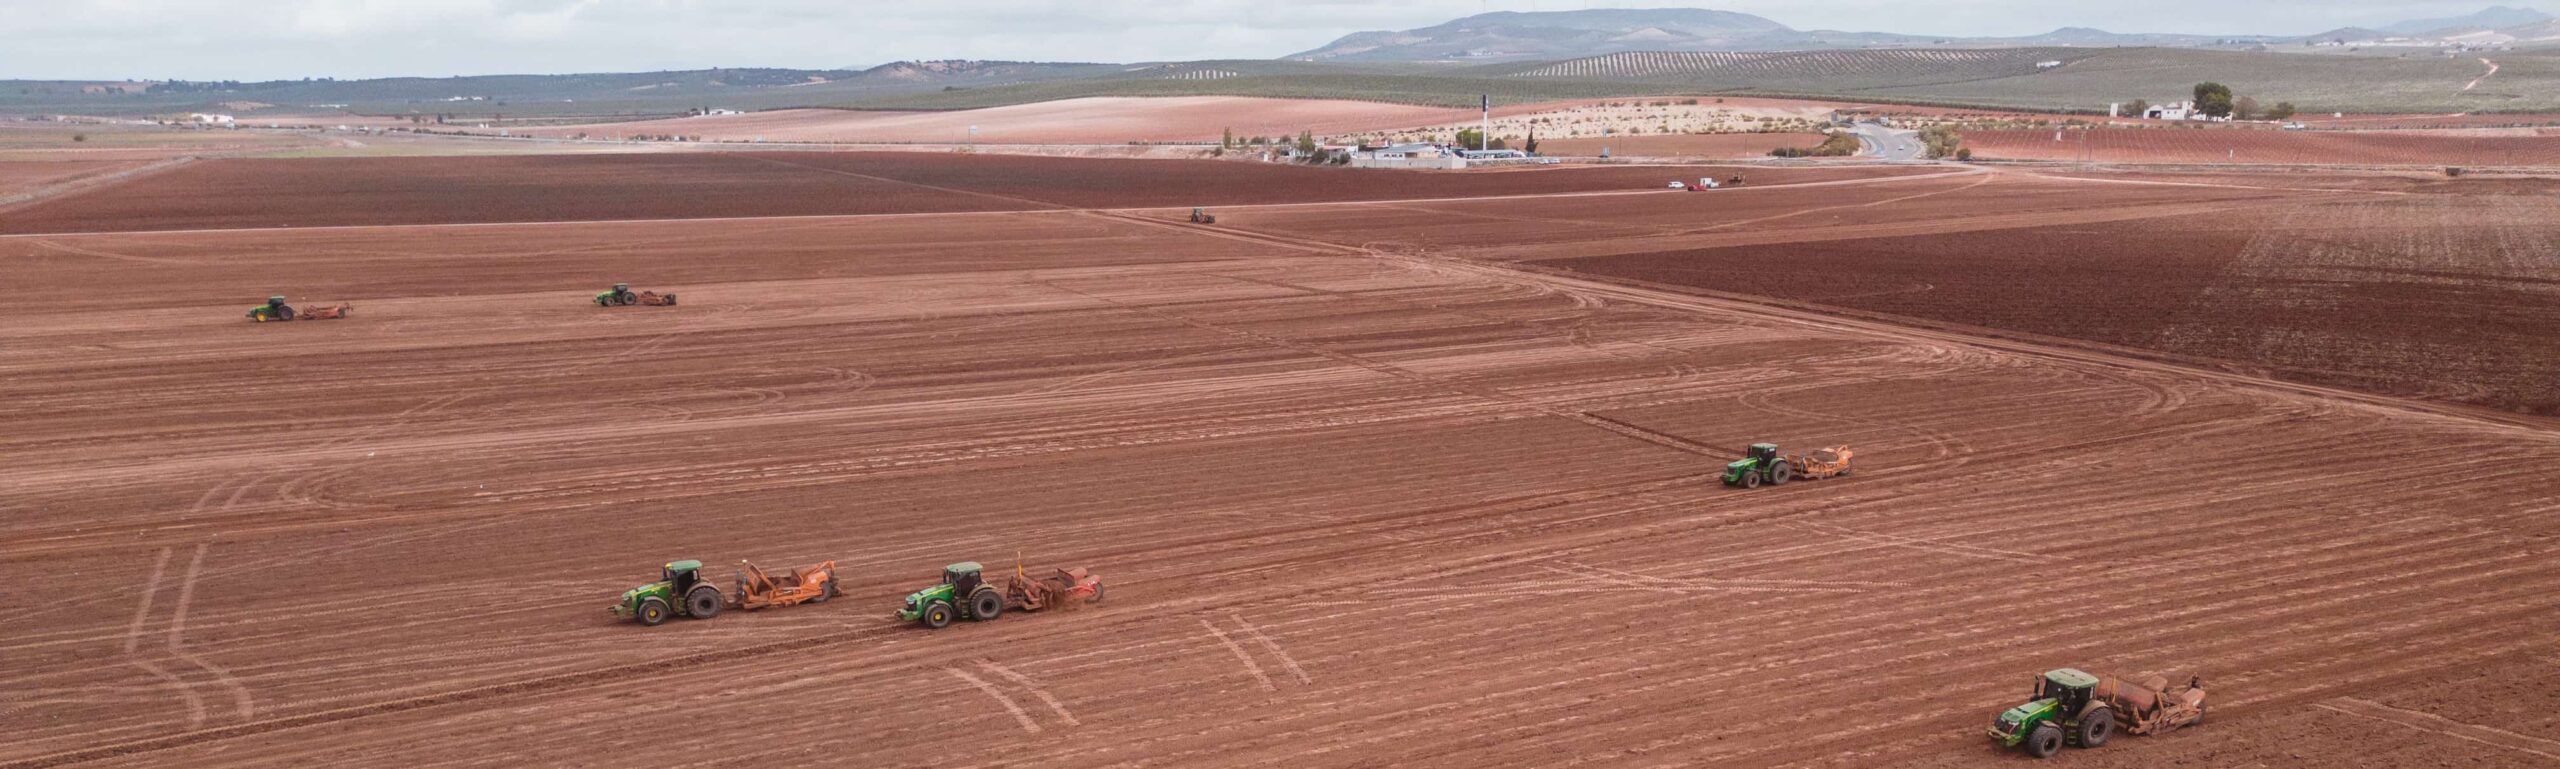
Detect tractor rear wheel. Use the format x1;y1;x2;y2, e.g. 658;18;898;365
636;597;672;626
969;588;1004;621
2024;723;2063;758
922;600;954;629
685;586;724;619
1768;461;1793;485
275;305;297;321
1740;471;1761;489
2078;708;2114;747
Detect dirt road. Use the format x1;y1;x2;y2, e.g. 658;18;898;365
3;157;2556;768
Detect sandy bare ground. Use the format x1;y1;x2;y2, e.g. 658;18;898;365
2;158;2556;769
472;97;1513;145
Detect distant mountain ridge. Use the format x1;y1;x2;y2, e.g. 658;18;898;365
2378;5;2552;35
1288;6;2557;62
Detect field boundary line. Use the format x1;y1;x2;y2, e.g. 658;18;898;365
0;157;195;214
2316;697;2560;760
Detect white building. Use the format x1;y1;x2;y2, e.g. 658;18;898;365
2143;101;2194;121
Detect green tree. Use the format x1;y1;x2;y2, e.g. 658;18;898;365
1455;128;1483;149
2266;101;2297;121
2193;82;2235;118
1523;129;1539;155
1296;130;1316;156
2127;99;2150;118
2233;96;2260;121
1221;127;1234;149
1918;125;1963;159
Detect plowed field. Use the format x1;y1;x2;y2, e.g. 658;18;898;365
1964;126;2560;167
0;152;1929;233
5;153;2557;769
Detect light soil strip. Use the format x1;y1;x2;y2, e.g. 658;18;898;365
1200;618;1277;692
977;660;1078;727
120;548;173;655
2465;59;2499;91
127;660;205;731
165;543;255;721
1229;613;1313;686
2316;697;2560;760
944;667;1042;734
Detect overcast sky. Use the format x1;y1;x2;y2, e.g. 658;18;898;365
2;1;2526;81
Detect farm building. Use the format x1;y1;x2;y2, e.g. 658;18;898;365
2143;101;2195;121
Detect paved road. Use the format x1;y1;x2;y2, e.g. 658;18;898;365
1848;122;1925;161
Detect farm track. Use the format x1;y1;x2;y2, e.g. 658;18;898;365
2;156;2555;768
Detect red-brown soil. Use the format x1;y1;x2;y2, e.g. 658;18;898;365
1535;132;1825;158
3;154;2556;769
0;160;144;197
0;152;1931;233
1965;126;2560;166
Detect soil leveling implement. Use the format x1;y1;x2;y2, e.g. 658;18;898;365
1004;562;1104;612
733;559;839;610
1989;668;2207;758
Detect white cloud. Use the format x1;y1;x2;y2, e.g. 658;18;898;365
0;1;2511;80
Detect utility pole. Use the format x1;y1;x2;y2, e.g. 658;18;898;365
1480;94;1491;152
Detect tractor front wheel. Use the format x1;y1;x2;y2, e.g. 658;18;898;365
685;586;724;619
2024;723;2063;758
921;600;954;629
969;588;1005;621
636;597;672;626
1740;471;1761;489
2078;708;2114;747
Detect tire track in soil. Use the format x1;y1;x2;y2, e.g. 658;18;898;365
944;667;1043;734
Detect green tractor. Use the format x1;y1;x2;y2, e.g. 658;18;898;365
1989;669;2116;758
609;559;727;626
894;562;1006;629
247;296;297;321
1722;443;1794;488
1992;668;2208;758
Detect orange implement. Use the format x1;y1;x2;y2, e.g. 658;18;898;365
1005;565;1104;613
732;559;838;610
1791;446;1853;480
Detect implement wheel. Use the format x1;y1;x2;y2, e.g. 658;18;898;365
685;585;723;619
2024;723;2063;759
636;597;671;627
809;578;835;604
2078;708;2114;747
969;588;1004;621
